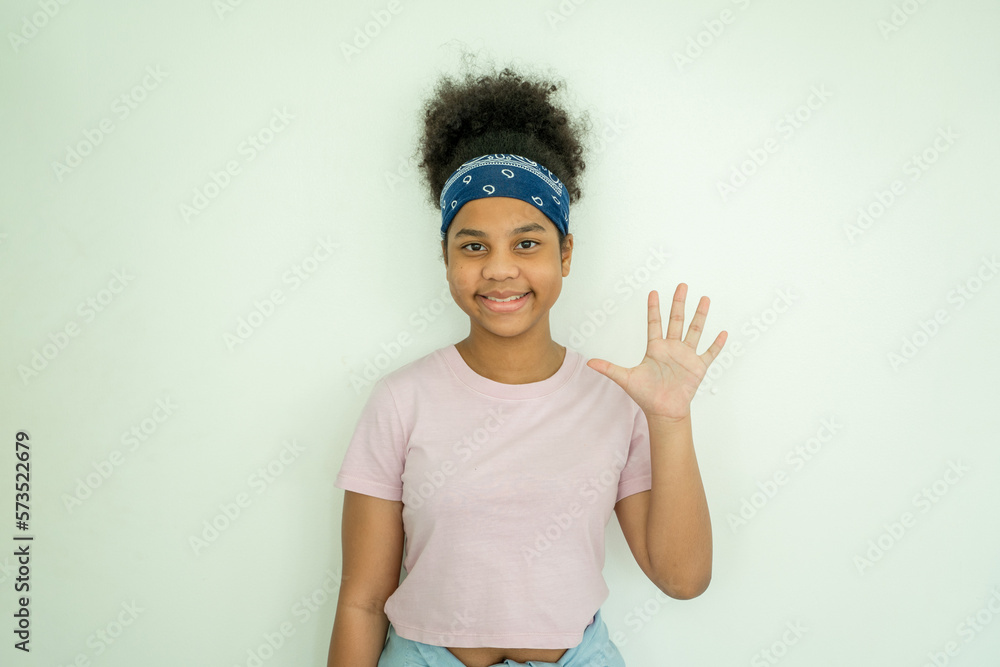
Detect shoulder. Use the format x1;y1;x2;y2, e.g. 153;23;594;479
360;345;453;411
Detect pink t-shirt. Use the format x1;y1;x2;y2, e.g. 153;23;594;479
334;343;652;649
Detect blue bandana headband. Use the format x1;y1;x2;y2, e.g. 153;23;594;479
439;153;570;240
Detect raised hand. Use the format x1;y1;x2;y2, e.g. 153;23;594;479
586;284;727;422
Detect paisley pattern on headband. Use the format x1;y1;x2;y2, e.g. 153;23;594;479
439;153;571;238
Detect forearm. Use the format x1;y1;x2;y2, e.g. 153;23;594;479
327;598;390;667
644;413;713;598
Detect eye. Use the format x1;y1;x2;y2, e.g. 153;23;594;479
461;240;539;252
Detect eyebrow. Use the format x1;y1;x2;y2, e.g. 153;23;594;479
452;222;547;240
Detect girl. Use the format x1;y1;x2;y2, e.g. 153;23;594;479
327;54;726;667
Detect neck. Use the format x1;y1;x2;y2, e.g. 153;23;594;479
455;328;566;385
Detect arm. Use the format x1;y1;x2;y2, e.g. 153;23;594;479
327;604;390;667
644;413;712;599
327;490;405;667
592;285;725;600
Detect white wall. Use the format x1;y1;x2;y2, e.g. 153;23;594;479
2;1;999;665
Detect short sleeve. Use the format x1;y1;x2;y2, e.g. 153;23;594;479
334;378;407;502
616;405;652;504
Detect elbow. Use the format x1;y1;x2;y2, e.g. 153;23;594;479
657;571;711;600
649;541;713;599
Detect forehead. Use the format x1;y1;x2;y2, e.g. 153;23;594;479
450;197;553;239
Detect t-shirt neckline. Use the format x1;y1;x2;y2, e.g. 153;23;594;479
441;343;580;399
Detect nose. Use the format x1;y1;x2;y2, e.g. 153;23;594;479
481;247;520;281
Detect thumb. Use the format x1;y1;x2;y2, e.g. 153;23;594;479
586;358;628;390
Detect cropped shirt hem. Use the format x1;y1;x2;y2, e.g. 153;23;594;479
390;621;586;649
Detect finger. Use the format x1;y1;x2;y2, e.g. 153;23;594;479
586;358;627;389
647;290;662;342
699;330;728;367
665;283;687;341
683;295;710;349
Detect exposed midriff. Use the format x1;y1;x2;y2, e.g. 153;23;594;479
445;646;569;666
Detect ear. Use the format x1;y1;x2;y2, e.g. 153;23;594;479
561;233;573;276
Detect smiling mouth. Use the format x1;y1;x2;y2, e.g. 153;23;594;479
477;291;532;312
481;292;529;303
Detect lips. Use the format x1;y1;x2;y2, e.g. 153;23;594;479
481;292;528;302
478;291;531;313
480;291;530;300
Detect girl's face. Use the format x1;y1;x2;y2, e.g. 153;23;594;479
441;196;573;343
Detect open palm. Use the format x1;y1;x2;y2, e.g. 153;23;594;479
586;284;727;421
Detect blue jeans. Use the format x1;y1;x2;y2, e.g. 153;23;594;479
377;607;626;667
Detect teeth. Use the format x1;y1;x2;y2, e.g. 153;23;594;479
485;292;527;303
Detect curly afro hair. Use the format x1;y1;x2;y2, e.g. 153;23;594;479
412;48;593;262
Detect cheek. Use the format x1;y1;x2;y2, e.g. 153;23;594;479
449;269;474;291
538;269;564;301
540;277;561;299
447;267;479;298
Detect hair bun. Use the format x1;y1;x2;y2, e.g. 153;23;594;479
413;52;592;216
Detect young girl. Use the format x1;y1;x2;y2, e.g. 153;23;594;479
327;56;726;667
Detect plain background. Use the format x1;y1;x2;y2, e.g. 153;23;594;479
2;0;999;665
